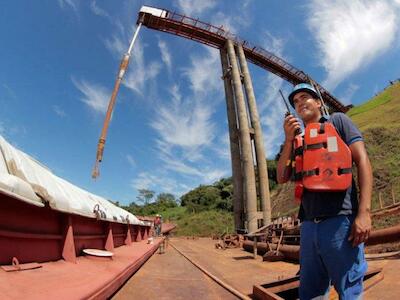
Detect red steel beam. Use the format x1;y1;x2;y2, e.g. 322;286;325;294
137;8;349;113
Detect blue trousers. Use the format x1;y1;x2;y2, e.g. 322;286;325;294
299;215;367;300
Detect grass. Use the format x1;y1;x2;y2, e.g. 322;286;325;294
174;210;234;237
348;82;400;130
372;210;400;230
349;82;400;214
347;92;392;118
159;206;187;222
160;206;234;237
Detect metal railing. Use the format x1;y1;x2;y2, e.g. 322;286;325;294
139;8;348;112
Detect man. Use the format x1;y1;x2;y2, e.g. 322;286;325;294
277;83;373;299
154;214;161;236
155;214;163;236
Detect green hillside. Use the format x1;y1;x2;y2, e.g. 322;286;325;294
348;81;400;216
162;207;234;236
124;178;235;237
347;82;400;129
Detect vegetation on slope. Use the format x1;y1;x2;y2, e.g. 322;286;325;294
122;178;235;236
348;82;400;212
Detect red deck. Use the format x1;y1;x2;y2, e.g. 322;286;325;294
0;189;177;299
0;238;164;299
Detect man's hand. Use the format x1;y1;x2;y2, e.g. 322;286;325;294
283;114;301;142
348;140;373;247
348;211;371;247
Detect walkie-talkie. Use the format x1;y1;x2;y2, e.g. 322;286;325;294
279;89;301;135
279;90;303;201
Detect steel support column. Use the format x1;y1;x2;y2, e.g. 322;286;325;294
220;48;244;231
236;44;272;226
226;39;258;233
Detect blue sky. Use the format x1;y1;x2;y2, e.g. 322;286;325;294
1;0;400;205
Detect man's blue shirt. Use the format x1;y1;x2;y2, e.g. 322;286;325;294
299;112;363;221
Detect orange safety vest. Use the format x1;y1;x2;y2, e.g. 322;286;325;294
293;122;353;202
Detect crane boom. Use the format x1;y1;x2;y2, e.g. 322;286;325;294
92;23;142;179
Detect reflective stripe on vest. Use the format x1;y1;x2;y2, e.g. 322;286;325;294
293;135;303;202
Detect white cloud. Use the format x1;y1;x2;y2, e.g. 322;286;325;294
57;0;78;12
72;78;110;114
0;120;27;139
149;83;228;185
2;84;17;100
152;136;228;186
202;168;228;182
210;10;251;34
174;0;216;16
211;12;237;33
257;32;288;158
261;32;285;59
0;122;5;135
175;1;252;35
131;173;152;190
53;105;67;118
339;83;360;104
160;154;204;177
259;74;287;158
102;15;160;90
151;85;215;149
157;39;172;73
104;34;126;57
242;0;252;9
124;60;161;95
183;46;221;94
126;154;136;168
307;0;398;90
131;172;189;196
90;1;111;19
156;150;228;185
213;132;230;160
104;35;161;95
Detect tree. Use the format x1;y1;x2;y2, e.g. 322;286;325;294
267;159;278;190
156;193;178;209
109;200;120;207
181;185;223;213
136;189;155;205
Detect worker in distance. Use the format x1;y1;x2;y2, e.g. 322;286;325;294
276;83;373;299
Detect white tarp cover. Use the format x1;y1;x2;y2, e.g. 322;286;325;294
0;135;144;225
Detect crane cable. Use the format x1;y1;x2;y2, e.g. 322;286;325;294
92;22;142;179
308;77;330;117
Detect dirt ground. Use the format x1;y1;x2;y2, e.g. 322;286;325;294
113;237;400;299
112;238;239;300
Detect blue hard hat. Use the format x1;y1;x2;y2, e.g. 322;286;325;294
288;83;318;107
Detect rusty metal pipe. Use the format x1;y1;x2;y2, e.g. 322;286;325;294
243;224;400;261
366;224;400;245
243;240;300;260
